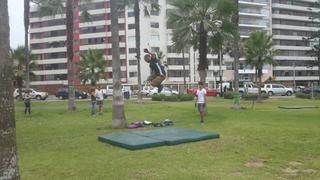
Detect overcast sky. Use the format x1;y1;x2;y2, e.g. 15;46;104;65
9;0;24;48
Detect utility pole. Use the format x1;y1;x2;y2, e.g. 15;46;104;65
293;61;296;89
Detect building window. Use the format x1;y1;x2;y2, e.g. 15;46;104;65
129;48;136;54
128;11;134;17
128;24;135;29
129;59;137;65
150;22;159;28
129;72;137;77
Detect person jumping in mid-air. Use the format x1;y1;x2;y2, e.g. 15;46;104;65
144;50;166;93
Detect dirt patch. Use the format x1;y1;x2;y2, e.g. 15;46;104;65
282;167;298;176
244;159;268;168
302;169;317;174
288;161;303;167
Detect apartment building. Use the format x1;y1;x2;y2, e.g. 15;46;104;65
272;0;319;86
29;0;318;93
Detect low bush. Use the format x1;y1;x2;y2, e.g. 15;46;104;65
242;93;269;101
223;92;237;99
296;92;320;99
151;94;166;101
151;93;194;102
177;93;195;101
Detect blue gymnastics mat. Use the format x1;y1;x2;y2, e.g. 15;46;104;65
98;128;220;150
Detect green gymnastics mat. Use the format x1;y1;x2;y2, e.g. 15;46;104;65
98;128;220;150
278;106;319;109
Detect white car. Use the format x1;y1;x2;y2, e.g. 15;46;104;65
13;88;48;100
262;84;293;96
148;87;179;96
102;85;132;97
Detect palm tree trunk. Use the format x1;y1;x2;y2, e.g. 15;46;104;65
257;68;263;101
0;0;20;178
233;0;240;97
111;0;127;128
134;0;143;102
182;48;186;92
24;0;30;90
198;21;208;83
66;0;76;111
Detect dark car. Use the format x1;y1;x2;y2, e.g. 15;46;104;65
302;86;320;94
56;88;88;100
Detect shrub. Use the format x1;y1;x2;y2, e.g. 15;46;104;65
163;95;178;101
224;91;236;99
295;92;311;99
151;93;194;102
242;93;269;101
177;93;195;101
151;94;165;101
296;92;320;99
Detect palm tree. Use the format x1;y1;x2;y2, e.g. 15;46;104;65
24;0;30;90
78;49;106;86
244;31;276;100
0;0;20;179
34;0;91;111
10;46;37;100
167;0;236;83
119;0;160;103
232;0;240;95
111;0;127;128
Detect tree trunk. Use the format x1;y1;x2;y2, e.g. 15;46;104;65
66;0;76;111
0;0;20;178
198;21;208;83
257;68;263;102
134;0;143;103
233;0;240;105
182;49;186;92
111;0;127;128
24;0;30;90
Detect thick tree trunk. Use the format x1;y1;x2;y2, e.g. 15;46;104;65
66;0;76;111
0;0;20;179
111;0;127;128
24;0;30;90
198;21;208;83
134;0;143;103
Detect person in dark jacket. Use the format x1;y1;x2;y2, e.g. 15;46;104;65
144;52;166;93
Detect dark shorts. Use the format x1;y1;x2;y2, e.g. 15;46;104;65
97;100;103;106
197;103;205;113
148;74;165;87
25;102;31;108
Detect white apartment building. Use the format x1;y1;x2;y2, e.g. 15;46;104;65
272;0;320;86
28;0;318;93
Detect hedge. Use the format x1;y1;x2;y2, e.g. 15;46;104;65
151;93;194;102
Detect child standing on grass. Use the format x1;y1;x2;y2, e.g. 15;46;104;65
96;86;104;115
24;90;32;115
196;82;207;125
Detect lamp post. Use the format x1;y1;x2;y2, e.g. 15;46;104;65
293;61;296;89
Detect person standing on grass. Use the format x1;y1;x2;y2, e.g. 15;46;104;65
24;90;32;115
90;88;97;115
96;86;104;114
196;82;207;125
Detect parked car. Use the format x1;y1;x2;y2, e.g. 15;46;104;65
302;86;320;94
148;87;179;96
102;85;132;97
55;88;88;100
294;86;305;93
262;84;293;96
13;88;48;100
239;82;260;95
187;87;220;96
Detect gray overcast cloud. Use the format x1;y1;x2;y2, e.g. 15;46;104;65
9;0;24;48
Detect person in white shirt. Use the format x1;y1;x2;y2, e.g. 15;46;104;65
95;86;104;114
196;82;207;124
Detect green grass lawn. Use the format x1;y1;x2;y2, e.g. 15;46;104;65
15;98;320;180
